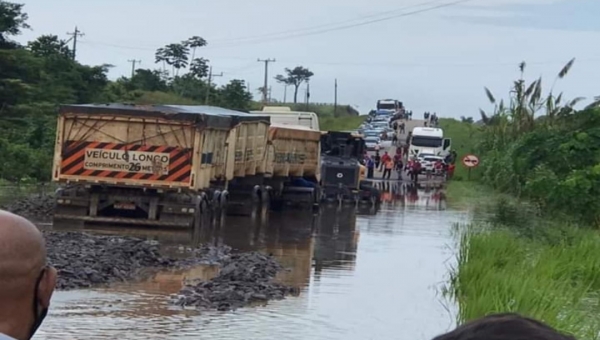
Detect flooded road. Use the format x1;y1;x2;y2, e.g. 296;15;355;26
35;183;467;340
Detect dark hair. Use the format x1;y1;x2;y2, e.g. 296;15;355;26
432;313;577;340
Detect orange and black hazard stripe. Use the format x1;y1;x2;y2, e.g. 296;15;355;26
60;141;192;183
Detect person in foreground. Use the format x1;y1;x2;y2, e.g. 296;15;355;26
0;210;57;340
432;313;576;340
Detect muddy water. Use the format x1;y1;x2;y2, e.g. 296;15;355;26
35;183;467;340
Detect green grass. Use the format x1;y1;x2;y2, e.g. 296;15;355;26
448;184;600;340
451;225;600;339
439;118;484;181
320;115;366;132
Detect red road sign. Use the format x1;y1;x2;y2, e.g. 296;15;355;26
462;154;480;168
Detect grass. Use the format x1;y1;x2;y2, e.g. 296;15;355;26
320;115;366;132
451;226;600;339
439;118;484;181
448;185;600;340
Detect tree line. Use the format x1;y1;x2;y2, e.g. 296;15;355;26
0;0;317;182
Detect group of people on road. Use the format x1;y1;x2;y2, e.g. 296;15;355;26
363;147;457;182
364;149;405;180
423;112;439;127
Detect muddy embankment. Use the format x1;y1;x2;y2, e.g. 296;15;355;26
3;193;298;311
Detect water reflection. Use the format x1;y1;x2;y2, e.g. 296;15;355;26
37;186;465;340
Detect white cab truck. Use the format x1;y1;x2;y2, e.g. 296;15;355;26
250;106;319;131
408;127;451;158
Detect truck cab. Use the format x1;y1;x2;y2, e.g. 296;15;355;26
408;127;451;158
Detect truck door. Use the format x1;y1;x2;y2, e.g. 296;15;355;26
443;138;451;151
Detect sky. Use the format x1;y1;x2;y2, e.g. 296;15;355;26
13;0;600;118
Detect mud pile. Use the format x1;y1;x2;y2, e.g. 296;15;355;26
45;231;231;290
3;193;54;219
172;252;299;311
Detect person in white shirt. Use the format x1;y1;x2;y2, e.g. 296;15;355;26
0;210;57;340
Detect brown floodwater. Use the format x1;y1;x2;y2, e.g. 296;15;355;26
32;182;467;340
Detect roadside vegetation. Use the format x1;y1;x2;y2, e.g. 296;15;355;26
445;59;600;338
0;1;358;183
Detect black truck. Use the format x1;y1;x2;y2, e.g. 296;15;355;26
319;131;380;205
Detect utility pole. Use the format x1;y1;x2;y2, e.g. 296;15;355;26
66;26;84;61
334;79;338;117
283;84;288;103
204;66;223;105
257;58;276;104
128;59;141;78
305;80;311;110
268;86;272;103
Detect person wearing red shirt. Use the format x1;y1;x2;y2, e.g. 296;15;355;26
380;151;391;171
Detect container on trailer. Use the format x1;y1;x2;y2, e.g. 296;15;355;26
53;104;234;191
51;104;269;228
265;123;321;180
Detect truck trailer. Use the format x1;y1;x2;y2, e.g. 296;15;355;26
52;104;270;228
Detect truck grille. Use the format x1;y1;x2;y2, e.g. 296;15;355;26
323;166;358;188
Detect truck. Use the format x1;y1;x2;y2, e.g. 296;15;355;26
53;104;325;225
319;131;379;205
51;104;278;228
407;127;451;159
376;99;402;115
249;106;319;131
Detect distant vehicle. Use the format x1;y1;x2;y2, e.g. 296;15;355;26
372;121;388;128
408;127;451;158
364;137;381;151
372;116;388;123
418;155;445;173
363;130;381;138
250;106;319;131
376;99;401;114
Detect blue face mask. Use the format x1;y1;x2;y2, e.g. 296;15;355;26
28;268;48;340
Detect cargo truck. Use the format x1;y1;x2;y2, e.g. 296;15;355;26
52;104;270;228
319;131;380;205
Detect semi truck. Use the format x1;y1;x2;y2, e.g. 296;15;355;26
376;99;403;115
319;131;380;205
407;127;451;159
52;104;321;228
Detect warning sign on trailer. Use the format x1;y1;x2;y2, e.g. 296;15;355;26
84;149;170;175
462;154;480;168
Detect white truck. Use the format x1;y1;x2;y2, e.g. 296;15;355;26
250;106;319;131
408;127;451;158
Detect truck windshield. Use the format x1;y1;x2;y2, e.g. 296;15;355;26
378;103;396;110
411;136;442;148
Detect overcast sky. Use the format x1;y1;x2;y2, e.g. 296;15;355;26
14;0;600;118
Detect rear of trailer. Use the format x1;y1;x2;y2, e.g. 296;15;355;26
52;104;234;228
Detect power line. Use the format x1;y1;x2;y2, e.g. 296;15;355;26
127;59;141;78
76;0;471;52
205;66;224;105
206;0;474;48
258;58;276;104
66;26;84;61
208;0;448;44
